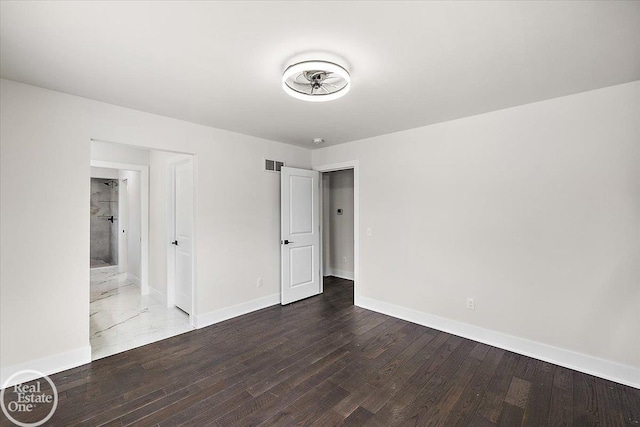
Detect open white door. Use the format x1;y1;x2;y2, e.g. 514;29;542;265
281;167;321;305
172;158;193;314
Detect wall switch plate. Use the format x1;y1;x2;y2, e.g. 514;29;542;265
366;227;373;237
466;298;475;310
343;256;347;264
257;277;263;287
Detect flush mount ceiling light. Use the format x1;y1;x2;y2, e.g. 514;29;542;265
282;60;350;102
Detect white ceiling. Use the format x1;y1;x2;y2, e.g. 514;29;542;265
1;1;639;149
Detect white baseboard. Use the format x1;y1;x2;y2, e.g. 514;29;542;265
148;286;166;305
127;273;141;287
325;267;354;281
357;296;640;389
1;346;91;389
194;293;280;329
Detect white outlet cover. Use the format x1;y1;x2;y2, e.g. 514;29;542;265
466;298;475;310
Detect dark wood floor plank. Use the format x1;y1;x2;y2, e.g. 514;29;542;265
246;329;353;397
333;382;376;417
366;328;436;390
594;377;626;427
310;409;345;426
53;360;205;425
168;345;352;426
547;365;573;427
139;335;345;427
213;347;353;426
514;355;537;382
258;375;344;426
335;322;425;396
287;385;350;426
161;351;347;426
257;408;297;427
342;406;375;426
78;388;167;426
619;385;640;426
365;334;466;425
522;360;554;426
504;377;531;409
473;351;519;424
361;331;451;414
497;402;525;427
393;340;482;426
573;371;600;426
443;346;505;426
25;276;637;427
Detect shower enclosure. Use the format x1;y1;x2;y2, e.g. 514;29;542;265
90;178;119;268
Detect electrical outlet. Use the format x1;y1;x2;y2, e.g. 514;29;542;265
466;298;475;310
366;227;373;237
257;277;263;287
343;256;347;264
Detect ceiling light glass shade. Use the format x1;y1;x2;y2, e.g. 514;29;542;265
282;60;350;102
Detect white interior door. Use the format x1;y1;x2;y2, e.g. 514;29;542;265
281;167;321;305
172;158;193;314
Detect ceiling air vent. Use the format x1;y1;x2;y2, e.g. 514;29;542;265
265;159;285;173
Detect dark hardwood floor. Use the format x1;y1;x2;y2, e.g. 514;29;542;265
2;277;639;426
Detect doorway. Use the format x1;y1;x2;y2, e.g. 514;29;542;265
321;168;355;305
90;160;149;292
89;144;196;360
322;169;355;281
280;161;359;306
316;161;359;304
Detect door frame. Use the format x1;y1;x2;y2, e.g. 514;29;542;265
117;176;128;274
166;154;197;327
313;161;360;305
91;160;150;295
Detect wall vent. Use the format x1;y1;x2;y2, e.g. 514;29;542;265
265;159;285;173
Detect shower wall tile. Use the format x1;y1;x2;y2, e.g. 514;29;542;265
90;178;118;266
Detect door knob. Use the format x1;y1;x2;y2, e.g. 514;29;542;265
171;240;179;246
283;240;294;245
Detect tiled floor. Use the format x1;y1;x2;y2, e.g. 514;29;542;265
89;267;193;360
90;258;114;268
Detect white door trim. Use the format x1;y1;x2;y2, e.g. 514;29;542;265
313;161;360;305
117;176;128;274
166;154;197;327
90;160;150;295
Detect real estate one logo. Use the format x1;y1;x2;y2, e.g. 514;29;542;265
1;370;58;427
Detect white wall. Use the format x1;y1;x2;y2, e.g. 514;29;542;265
90;166;119;179
1;81;92;381
91;140;150;166
0;78;311;384
313;81;640;387
148;150;172;299
122;170;142;283
325;170;354;279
